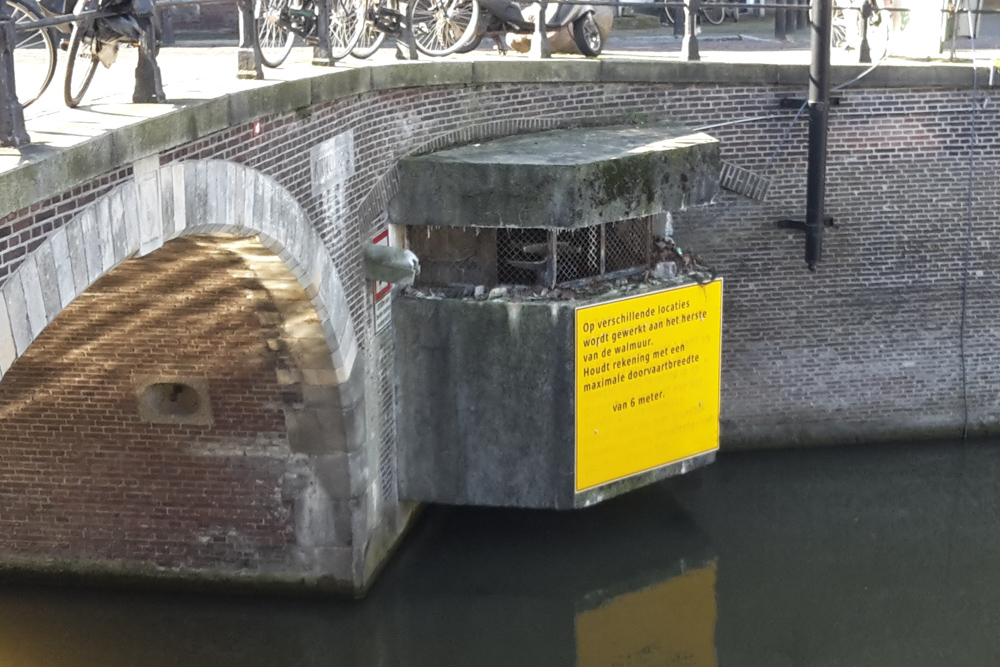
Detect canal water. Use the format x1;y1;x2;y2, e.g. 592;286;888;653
2;440;999;666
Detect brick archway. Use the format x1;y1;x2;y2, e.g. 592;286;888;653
0;159;359;390
0;159;372;588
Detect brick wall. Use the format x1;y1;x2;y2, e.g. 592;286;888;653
0;76;997;584
5;81;996;449
0;235;313;572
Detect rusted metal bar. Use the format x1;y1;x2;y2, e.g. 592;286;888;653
0;0;28;147
599;223;606;276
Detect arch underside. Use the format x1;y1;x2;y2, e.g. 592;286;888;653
0;160;383;590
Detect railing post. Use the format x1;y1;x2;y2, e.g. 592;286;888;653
236;0;264;78
804;0;832;269
858;0;872;62
529;0;551;58
0;0;28;147
682;0;699;60
395;0;417;58
158;5;175;44
132;0;165;102
312;0;334;65
671;1;684;36
797;0;807;30
774;0;787;39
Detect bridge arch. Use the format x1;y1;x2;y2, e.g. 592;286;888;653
1;159;359;389
0;159;372;587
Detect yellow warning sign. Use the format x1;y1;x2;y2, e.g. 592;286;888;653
575;279;723;492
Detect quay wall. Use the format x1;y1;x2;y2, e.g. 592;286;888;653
0;59;995;588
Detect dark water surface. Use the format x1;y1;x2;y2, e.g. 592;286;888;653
3;441;1000;666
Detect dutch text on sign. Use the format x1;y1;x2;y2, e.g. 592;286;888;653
575;279;723;492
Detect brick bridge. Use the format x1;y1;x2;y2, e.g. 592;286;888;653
0;50;997;594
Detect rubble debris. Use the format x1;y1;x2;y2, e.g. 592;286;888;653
402;236;714;303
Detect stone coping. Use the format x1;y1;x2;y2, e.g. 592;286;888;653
0;57;991;218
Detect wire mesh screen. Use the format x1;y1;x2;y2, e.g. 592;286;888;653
496;218;654;288
602;217;654;275
410;217;655;289
496;228;552;286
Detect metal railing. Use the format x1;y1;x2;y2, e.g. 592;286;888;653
1;0;998;147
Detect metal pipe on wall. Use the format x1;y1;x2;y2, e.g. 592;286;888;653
805;0;832;270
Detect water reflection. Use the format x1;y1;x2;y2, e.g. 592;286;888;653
0;483;716;667
8;441;1000;666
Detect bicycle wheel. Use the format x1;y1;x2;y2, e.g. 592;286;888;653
63;19;98;107
327;0;365;59
573;11;603;56
350;0;388;58
831;6;849;48
10;0;57;107
406;0;479;57
700;3;725;24
254;0;295;67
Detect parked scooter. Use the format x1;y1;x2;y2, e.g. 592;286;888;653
460;0;604;56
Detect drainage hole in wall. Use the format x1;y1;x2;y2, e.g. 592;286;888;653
142;382;202;417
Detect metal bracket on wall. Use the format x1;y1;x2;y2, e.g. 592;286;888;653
779;96;841;109
776;216;836;271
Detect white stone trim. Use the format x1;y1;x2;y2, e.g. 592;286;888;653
0;158;359;391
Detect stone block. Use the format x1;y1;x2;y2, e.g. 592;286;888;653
122;182;141;257
295;478;353;547
19;258;48;340
95;197;115;274
168;162;187;238
80;206;103;284
185;161;210;233
2;275;31;356
137;170;164;257
311;452;355;500
49;228;77;309
369;61;475;92
391;124;720;230
64;220;90;297
110;188;130;265
0;298;16;377
32;243;61;326
285;397;363;455
310;67;371;105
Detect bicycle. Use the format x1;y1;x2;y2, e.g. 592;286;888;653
656;1;727;26
63;0;149;107
253;0;365;67
9;0;58;107
405;0;479;56
350;0;401;59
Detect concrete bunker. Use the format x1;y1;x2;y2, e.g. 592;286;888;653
390;124;725;509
